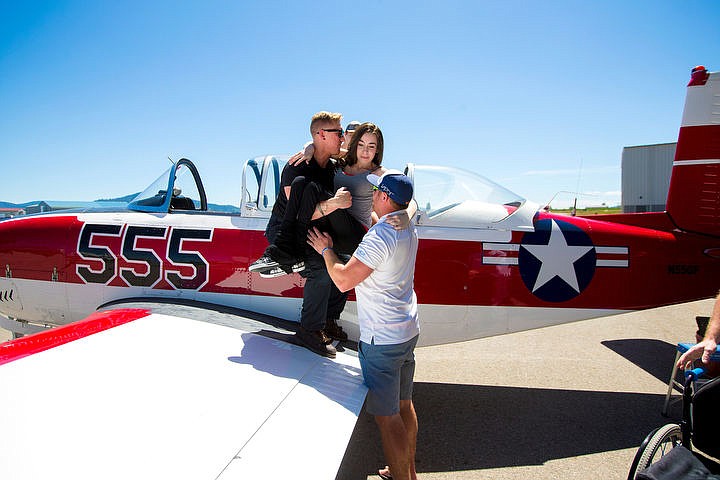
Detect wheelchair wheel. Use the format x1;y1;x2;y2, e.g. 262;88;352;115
627;423;682;480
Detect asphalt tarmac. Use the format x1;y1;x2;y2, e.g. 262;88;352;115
336;297;715;480
1;297;714;480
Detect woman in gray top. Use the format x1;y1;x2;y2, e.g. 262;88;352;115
291;122;414;254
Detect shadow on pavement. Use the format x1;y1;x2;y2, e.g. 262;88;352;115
602;338;677;384
336;382;669;479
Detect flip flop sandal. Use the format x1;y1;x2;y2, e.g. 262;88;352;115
378;466;393;479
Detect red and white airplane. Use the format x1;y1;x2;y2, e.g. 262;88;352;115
0;67;719;346
0;66;718;479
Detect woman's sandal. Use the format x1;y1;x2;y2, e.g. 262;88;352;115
378;466;392;479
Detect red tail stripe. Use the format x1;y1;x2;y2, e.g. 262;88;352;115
675;125;720;161
0;308;150;366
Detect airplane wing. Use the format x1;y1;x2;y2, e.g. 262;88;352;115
0;308;367;479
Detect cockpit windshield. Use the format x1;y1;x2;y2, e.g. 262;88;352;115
129;164;174;208
128;159;206;212
409;164;525;220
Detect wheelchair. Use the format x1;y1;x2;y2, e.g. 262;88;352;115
627;365;720;479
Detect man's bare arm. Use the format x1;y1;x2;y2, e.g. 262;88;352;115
311;187;352;220
306;227;372;292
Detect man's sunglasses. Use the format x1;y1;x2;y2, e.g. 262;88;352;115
321;128;344;136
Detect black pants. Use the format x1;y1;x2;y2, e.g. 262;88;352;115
299;251;349;331
265;176;321;258
266;176;362;331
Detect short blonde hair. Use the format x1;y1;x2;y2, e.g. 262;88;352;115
310;111;343;135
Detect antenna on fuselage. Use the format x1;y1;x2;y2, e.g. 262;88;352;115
573;158;583;216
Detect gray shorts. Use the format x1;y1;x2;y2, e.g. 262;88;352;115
358;335;419;416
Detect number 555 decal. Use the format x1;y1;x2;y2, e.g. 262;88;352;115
76;223;212;289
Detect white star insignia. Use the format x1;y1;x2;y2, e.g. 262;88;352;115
522;220;594;293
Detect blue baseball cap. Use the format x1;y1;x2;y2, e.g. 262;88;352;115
345;120;361;134
367;170;414;206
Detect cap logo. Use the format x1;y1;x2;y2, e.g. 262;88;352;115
379;183;404;203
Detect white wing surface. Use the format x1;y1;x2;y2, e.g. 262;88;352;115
0;309;367;479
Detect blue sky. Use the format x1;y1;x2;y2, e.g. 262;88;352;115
1;1;718;208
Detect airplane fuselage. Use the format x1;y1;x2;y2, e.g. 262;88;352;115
1;207;718;345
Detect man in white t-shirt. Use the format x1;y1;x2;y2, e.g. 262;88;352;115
307;170;419;480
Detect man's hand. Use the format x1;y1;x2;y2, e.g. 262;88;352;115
312;187;351;221
386;209;411;230
288;143;314;166
287;151;305;166
329;187;352;210
307;227;373;292
677;338;719;369
307;227;334;255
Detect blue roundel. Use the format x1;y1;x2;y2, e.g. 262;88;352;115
518;219;596;302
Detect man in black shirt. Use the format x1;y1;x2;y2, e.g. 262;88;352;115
251;111;348;357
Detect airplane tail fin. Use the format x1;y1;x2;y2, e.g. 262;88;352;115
666;66;720;237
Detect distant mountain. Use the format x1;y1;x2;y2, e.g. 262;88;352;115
0;200;42;209
0;193;139;209
95;193;140;203
0;195;241;214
